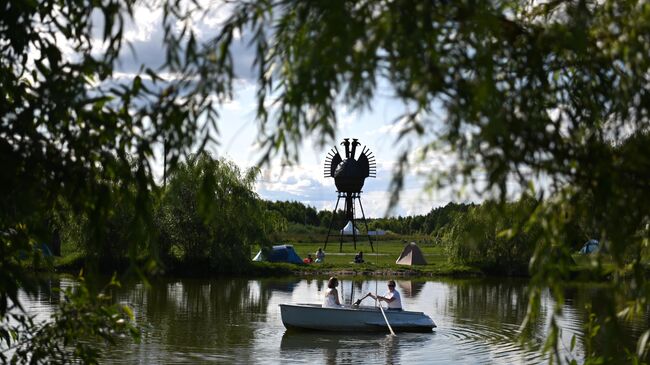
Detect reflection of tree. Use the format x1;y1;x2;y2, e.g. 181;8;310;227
105;278;274;363
22;275;62;308
567;285;648;362
38;276;62;305
338;279;367;305
448;278;530;326
444;277;546;350
260;278;300;293
354;280;363;294
445;279;648;362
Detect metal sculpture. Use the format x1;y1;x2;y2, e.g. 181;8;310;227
323;138;376;252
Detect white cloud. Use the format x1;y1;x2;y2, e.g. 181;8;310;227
375;117;409;136
124;6;162;42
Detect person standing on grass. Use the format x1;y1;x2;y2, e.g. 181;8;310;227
368;280;402;311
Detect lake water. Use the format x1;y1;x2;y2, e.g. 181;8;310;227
20;276;646;364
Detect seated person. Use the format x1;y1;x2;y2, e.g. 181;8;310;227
323;277;342;308
354;251;364;264
315;248;325;263
303;254;313;264
369;280;402;311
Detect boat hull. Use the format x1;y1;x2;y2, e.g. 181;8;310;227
279;304;436;332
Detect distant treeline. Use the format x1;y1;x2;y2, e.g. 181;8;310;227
263;200;474;236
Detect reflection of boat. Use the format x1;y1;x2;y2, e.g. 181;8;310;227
280;330;421;365
279;304;436;332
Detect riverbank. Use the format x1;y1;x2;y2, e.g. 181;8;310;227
52;240;486;278
248;261;485;278
50;241;618;280
51;254;484;278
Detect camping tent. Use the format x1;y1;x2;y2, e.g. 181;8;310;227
340;220;360;235
579;239;600;254
253;245;304;264
395;242;427;265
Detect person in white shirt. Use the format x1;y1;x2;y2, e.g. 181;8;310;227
368;280;402;311
322;277;342;308
315;248;325;263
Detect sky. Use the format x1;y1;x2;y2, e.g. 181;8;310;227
110;1;482;218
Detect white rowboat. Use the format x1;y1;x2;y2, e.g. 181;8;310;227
279;303;436;332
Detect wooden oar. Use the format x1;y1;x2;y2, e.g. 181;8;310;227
378;303;396;336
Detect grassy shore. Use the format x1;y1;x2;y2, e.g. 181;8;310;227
51;240;482;277
51;238;622;280
251;240;483;277
250;241;624;280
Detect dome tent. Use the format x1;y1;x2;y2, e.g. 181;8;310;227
396;242;427;266
253;245;303;264
579;239;600;254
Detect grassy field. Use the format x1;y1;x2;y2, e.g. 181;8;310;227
289;240;440;265
252;240;483;277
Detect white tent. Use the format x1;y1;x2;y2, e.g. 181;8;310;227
340;220;360;235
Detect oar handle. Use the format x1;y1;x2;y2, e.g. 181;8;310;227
354;292;372;305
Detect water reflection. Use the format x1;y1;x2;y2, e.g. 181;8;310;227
105;277;276;363
16;276;648;364
561;284;649;363
280;332;426;365
263;278;301;293
396;280;425;298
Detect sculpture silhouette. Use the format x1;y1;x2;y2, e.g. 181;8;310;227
324;138;376;252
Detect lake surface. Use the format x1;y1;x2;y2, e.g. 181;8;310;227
20;276;647;364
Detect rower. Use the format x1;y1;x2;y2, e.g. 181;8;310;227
368;280;402;311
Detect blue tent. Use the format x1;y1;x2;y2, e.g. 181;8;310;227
253;245;303;264
38;243;53;257
579;239;600;254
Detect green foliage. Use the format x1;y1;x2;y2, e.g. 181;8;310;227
265;201;321;226
0;225;46;317
368;202;472;236
156;153;276;273
50;166;157;273
264;199;472;237
441;198;542;275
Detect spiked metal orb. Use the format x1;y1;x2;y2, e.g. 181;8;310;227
323;138;376;252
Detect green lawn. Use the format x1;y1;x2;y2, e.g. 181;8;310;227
253;240;482;276
290;240;442;265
